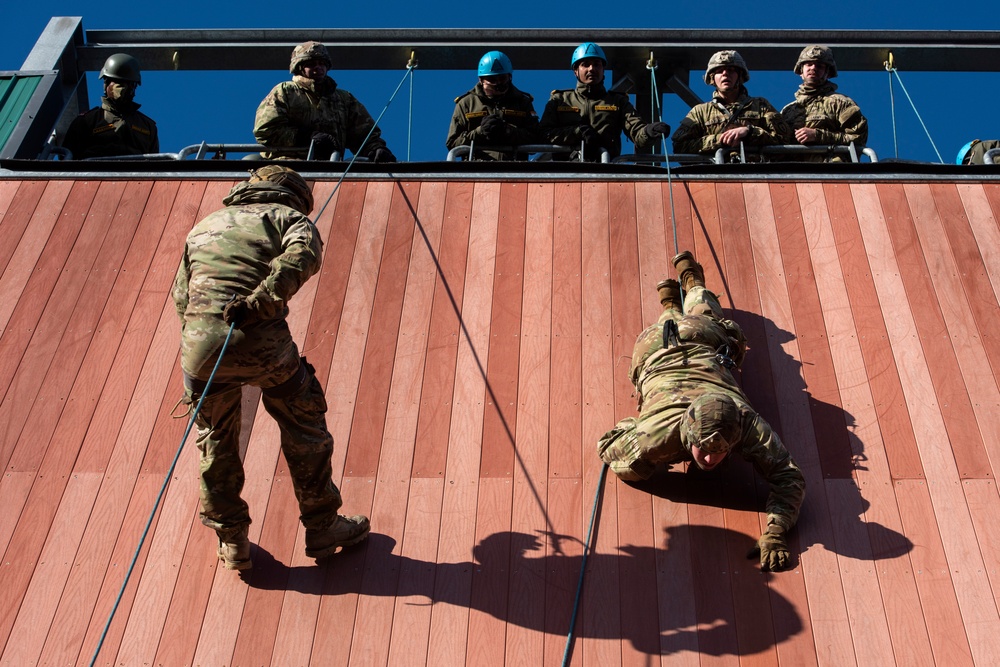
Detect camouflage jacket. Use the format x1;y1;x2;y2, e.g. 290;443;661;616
539;80;656;159
253;75;388;159
626;311;806;529
671;87;790;156
780;82;868;156
63;97;159;159
446;82;540;160
172;181;323;381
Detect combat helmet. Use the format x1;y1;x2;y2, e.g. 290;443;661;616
571;42;607;68
99;53;142;84
704;50;749;85
680;393;742;455
478;51;513;77
956;140;977;165
248;165;314;215
794;44;838;78
290;41;332;74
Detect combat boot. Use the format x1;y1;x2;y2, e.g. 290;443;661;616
305;514;371;559
217;525;252;571
672;250;705;292
656;278;681;311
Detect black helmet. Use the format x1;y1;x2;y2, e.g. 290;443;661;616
100;53;142;84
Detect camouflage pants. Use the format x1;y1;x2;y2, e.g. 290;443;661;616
190;359;343;533
597;285;726;480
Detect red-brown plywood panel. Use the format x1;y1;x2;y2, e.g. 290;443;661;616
0;180;23;225
831;183;923;479
0;180;50;312
425;181;501;666
607;183;642;423
466;477;513;666
963;479;1000;609
897;183;991;479
634;181;669;326
549;183;583;479
615;482;661;662
894;479;974;666
480;182;527;479
0;472;102;665
778;183;853;479
344;181;419;476
327;182;393;481
412;181;473;478
303;181;366;387
386;477;443;666
542;477;583;666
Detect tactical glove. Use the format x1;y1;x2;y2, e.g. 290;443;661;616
370;147;397;163
309;131;339;160
222;295;254;328
644;122;671;138
747;524;792;572
478;115;506;142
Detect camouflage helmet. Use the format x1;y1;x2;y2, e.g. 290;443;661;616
681;393;742;455
794;44;838;78
704;50;749;85
248;165;314;215
100;53;142;84
289;41;332;74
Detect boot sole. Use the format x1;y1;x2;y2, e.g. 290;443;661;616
305;525;371;559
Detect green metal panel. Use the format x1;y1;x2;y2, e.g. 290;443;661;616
0;75;43;153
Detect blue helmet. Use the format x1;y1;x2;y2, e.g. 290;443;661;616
571;42;607;68
956;140;976;165
478;51;513;77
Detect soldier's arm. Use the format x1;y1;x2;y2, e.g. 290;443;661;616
445;101;475;150
671;110;719;154
826;99;868;148
741;412;806;531
539;95;584;146
250;211;324;319
745;100;792;146
503;98;541;146
622;100;655;149
253;84;301;148
172;250;191;322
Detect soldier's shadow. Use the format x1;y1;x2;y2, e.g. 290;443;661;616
631;306;912;563
245;525;802;657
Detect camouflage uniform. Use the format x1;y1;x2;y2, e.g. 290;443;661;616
671;89;790;160
253;75;388;160
63;96;159;159
539;81;658;160
780;82;868;162
172;180;343;535
597;286;805;531
446;82;540;161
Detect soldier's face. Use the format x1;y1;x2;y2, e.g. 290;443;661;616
300;59;329;81
574;58;605;85
104;79;136;103
480;74;511;98
712;66;742;92
800;61;828;85
690;445;728;471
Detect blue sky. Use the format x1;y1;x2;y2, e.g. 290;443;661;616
4;1;999;164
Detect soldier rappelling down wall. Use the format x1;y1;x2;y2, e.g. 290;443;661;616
62;53;159;159
597;251;806;572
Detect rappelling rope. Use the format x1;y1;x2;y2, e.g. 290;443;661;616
88;321;237;667
647;52;680;257
313;56;418;221
884;51;944;164
561;462;608;667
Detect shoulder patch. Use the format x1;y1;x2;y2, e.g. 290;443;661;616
594;104;619;112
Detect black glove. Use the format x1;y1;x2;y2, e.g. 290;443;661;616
747;524;792;572
222;295;254;328
309;131;339;160
579;125;601;146
478;115;506;142
370;147;397;163
644;122;671;139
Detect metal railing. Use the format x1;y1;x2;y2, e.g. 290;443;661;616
446;142;611;163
